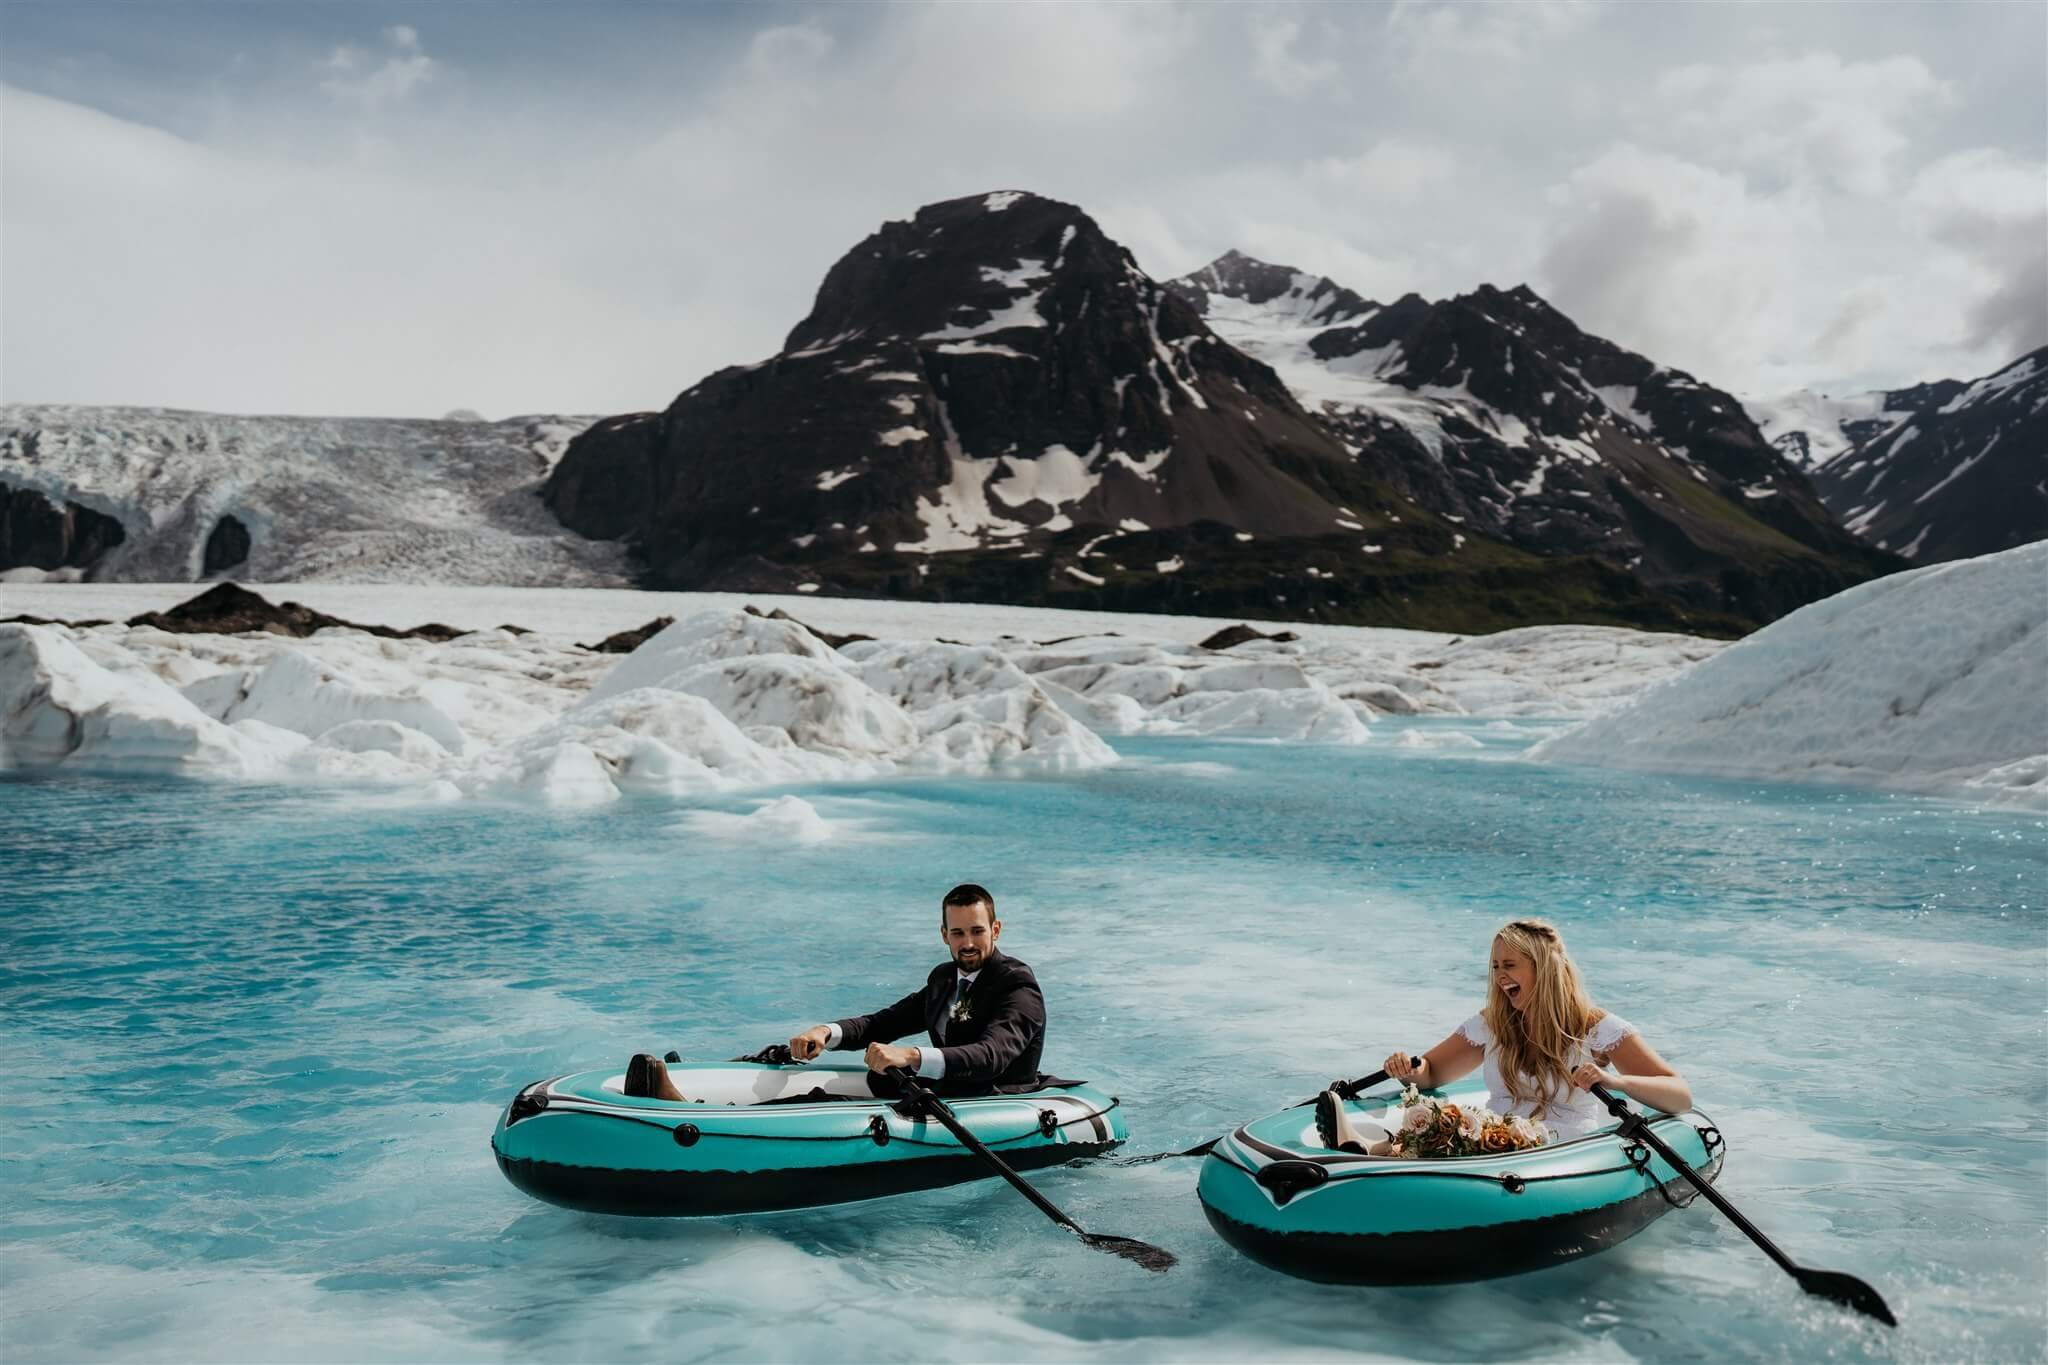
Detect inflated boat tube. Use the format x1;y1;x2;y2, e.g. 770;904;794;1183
492;1058;1126;1216
1197;1075;1725;1284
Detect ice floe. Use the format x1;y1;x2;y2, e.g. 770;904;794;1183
3;584;1739;803
1529;543;2048;807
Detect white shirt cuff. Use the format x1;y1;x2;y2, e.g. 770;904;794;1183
823;1023;842;1049
916;1046;946;1080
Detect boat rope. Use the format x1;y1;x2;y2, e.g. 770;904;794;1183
528;1095;1121;1151
1211;1117;1723;1197
1627;1123;1724;1208
1210;1147;1650;1190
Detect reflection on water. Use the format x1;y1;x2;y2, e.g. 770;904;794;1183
3;722;2043;1362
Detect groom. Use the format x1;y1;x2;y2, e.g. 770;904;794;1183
625;883;1048;1099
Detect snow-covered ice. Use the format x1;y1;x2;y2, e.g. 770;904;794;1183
0;584;1730;803
1529;543;2048;807
12;556;2035;808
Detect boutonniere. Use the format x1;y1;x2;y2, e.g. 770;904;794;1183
950;993;974;1023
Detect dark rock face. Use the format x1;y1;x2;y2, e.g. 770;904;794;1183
545;191;1757;634
203;514;252;576
743;605;871;651
585;616;674;653
124;583;467;641
1806;349;2048;564
547;192;1416;589
1169;260;1902;624
0;481;126;572
1198;623;1301;650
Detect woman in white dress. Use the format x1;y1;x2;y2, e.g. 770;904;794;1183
1317;917;1693;1152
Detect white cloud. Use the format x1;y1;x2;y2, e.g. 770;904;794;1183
880;3;1196;123
1385;0;1600;61
1907;148;2048;357
1536;143;1818;383
1;4;2040;416
1655;53;1952;195
1252;17;1338;96
746;23;834;79
319;25;436;107
1309;137;1454;204
0;84;675;416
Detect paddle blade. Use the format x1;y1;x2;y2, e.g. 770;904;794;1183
1080;1233;1178;1272
1796;1268;1897;1327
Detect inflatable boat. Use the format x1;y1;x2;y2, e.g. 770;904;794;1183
492;1057;1127;1216
1197;1074;1724;1284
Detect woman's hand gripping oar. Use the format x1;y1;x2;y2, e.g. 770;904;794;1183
885;1068;1176;1272
1587;1081;1896;1327
1119;1058;1420;1164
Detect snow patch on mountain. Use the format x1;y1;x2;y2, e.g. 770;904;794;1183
1941;353;2040;413
1744;388;1900;468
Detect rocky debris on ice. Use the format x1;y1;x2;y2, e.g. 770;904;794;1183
1529;543;2048;806
998;623;1718;738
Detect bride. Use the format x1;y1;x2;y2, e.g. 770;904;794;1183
1318;917;1694;1154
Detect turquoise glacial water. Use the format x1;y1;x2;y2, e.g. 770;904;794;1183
3;721;2044;1362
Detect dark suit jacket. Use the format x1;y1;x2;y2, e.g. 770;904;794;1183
832;951;1047;1093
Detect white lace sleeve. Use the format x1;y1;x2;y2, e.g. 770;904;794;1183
1589;1012;1636;1054
1457;1013;1491;1047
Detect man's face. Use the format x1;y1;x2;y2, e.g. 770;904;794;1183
940;902;1000;971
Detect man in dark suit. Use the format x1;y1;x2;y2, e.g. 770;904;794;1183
624;883;1047;1100
788;882;1047;1096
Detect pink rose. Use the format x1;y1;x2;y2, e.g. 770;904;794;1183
1401;1105;1434;1135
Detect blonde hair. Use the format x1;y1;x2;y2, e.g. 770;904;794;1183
1483;918;1603;1118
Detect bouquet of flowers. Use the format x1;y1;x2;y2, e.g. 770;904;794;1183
1385;1085;1548;1159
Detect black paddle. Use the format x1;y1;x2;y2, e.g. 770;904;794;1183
885;1067;1177;1272
1588;1081;1896;1327
1121;1057;1421;1164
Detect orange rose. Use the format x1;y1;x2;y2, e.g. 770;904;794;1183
1478;1123;1518;1153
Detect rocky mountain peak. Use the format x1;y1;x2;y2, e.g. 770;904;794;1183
784;191;1123;354
1752;347;2048;564
1166;250;1374;328
1175;258;1899;622
545;191;1471;605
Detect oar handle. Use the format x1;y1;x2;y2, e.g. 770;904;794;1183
1322;1057;1423;1102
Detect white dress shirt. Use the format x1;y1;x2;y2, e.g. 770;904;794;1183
822;968;979;1080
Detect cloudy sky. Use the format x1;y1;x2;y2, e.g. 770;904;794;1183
3;1;2042;419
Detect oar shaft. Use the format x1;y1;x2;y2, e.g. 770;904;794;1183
1589;1083;1797;1274
885;1069;1083;1231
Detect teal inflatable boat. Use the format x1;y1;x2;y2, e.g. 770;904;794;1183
1198;1074;1724;1284
492;1057;1127;1216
